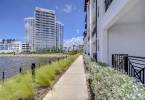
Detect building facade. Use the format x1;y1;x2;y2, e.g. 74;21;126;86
56;21;64;50
0;39;21;53
21;43;31;52
84;0;145;65
84;0;97;60
34;7;56;51
24;17;35;51
0;39;31;53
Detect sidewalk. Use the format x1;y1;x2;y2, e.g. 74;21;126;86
43;55;89;100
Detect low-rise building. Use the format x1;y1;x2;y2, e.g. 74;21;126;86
21;43;31;52
0;39;31;53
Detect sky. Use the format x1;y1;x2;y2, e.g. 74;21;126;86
0;0;84;42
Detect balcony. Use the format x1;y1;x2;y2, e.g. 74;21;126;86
83;31;87;38
84;0;90;12
104;0;113;12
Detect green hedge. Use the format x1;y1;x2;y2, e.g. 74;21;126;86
84;55;145;100
0;54;79;100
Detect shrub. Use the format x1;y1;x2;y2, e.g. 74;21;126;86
0;72;35;100
36;54;79;87
84;55;145;100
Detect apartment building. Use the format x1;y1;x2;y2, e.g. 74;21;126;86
84;0;97;60
34;7;56;51
84;0;145;65
24;17;35;51
56;21;64;50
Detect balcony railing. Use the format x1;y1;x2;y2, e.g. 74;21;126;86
104;0;113;12
112;54;145;84
83;31;87;38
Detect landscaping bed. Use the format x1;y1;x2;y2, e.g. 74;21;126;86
0;54;79;100
84;55;145;100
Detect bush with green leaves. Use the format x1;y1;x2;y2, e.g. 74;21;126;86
0;72;35;100
36;54;78;87
84;55;145;100
0;54;79;100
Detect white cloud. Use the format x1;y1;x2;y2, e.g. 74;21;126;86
63;4;76;14
64;36;83;48
76;29;80;34
55;6;59;10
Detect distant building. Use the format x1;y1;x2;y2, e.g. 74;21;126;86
24;7;64;52
24;17;35;51
8;41;22;53
0;39;21;53
0;39;31;53
56;21;64;50
63;37;83;52
34;7;56;51
21;43;31;52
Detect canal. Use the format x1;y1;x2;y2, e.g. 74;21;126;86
0;55;65;79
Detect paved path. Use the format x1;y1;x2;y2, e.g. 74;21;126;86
43;55;89;100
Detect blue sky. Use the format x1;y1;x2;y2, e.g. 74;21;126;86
0;0;84;41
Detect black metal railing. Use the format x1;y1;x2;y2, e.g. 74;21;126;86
112;54;145;84
104;0;113;12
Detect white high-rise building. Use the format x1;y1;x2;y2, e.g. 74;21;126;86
24;17;35;51
56;21;64;50
34;7;56;51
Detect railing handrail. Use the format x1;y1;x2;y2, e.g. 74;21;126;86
128;56;145;60
104;0;114;12
112;54;145;84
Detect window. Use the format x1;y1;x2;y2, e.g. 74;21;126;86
93;0;96;8
97;7;99;17
97;39;99;51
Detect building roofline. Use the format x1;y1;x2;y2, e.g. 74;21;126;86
24;17;35;21
35;7;55;14
56;21;64;26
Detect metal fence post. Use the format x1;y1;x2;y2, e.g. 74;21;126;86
58;58;60;61
2;72;4;83
19;67;22;73
49;60;52;64
31;63;36;82
124;56;128;74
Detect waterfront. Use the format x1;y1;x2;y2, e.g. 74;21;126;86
0;54;65;79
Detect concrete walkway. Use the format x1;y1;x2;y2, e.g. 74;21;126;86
43;55;89;100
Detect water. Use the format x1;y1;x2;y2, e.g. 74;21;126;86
0;55;64;79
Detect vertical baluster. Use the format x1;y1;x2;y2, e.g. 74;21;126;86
131;64;133;77
114;55;116;69
139;71;142;83
143;68;145;84
112;54;114;68
128;63;130;76
117;55;119;71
